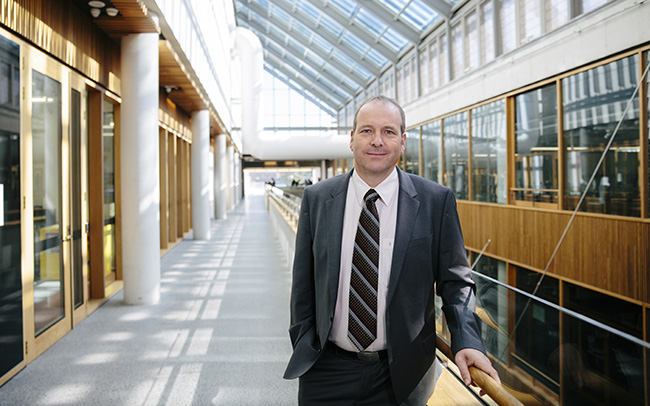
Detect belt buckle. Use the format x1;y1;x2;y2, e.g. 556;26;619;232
357;351;380;363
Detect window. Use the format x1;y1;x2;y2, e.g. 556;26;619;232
499;0;517;54
562;56;640;216
443;112;469;200
404;127;420;175
466;11;479;71
520;0;542;43
430;39;440;89
562;283;644;404
32;70;64;335
451;22;463;79
480;0;496;64
514;266;559;392
514;83;559;205
440;34;449;85
471;99;507;203
419;45;430;93
545;0;569;31
473;256;508;362
422;120;442;183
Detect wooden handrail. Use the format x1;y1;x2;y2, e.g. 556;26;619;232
436;335;524;406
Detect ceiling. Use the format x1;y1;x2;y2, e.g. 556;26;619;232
72;0;225;135
234;0;457;113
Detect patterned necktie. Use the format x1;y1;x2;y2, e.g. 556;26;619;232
348;189;380;351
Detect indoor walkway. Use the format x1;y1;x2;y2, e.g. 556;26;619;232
0;196;297;406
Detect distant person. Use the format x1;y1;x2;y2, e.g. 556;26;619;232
284;96;499;405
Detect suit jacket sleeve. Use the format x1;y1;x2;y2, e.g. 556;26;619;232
287;188;316;350
436;189;486;356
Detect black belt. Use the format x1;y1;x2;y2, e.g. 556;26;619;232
327;341;388;363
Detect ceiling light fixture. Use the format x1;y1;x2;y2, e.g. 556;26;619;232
106;7;119;17
88;1;105;7
90;7;101;17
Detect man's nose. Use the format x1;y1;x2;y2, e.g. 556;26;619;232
370;132;384;146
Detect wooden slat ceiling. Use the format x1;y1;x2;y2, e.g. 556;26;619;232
73;0;224;135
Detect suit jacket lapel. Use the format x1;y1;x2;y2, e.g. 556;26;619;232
325;171;352;307
387;169;419;307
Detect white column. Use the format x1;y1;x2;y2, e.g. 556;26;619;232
191;110;210;240
214;134;227;219
209;149;215;220
227;145;235;210
235;156;242;204
120;31;160;305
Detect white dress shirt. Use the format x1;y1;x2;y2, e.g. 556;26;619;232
329;168;399;352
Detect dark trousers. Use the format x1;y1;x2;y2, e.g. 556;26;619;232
298;343;398;405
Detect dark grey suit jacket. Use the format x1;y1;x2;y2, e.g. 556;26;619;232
283;168;485;404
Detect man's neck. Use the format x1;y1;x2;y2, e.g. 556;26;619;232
354;167;396;188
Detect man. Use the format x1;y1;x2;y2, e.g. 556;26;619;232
283;96;499;405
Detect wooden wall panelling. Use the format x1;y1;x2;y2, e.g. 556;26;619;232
176;137;183;238
159;127;168;249
87;89;105;299
0;0;122;93
458;202;649;303
168;132;177;243
184;142;190;233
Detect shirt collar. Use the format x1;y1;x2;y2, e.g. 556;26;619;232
351;167;399;207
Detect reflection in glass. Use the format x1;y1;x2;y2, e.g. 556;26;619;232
32;70;63;335
514;267;559;393
472;256;508;362
471;100;507;203
103;100;116;283
404;128;419;175
421;120;441;183
469;265;648;406
563;56;640;216
514;83;558;203
0;34;22;377
562;283;643;405
443;112;469;199
71;89;84;309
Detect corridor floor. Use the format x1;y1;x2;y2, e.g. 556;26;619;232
0;196;298;405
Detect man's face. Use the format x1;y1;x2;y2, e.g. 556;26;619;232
350;100;405;186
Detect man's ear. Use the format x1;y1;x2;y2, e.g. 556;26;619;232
350;130;355;151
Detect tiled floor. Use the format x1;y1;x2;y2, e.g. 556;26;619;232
0;196;297;406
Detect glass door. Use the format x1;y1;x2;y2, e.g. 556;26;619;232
70;74;89;326
27;49;72;359
0;34;23;381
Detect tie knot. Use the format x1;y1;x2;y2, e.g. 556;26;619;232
364;189;379;204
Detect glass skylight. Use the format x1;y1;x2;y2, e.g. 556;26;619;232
355;8;387;37
236;0;443;110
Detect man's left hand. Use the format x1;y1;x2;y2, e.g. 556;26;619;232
454;348;500;396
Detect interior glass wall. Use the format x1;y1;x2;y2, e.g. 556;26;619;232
471;100;507;203
472;256;508;362
646;51;649;217
562;283;644;405
0;34;22;377
32;70;63;335
514;83;559;204
514;266;559;394
70;89;84;309
443;112;469;200
103;100;116;283
404;128;419;175
421;120;441;183
562;55;640;216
